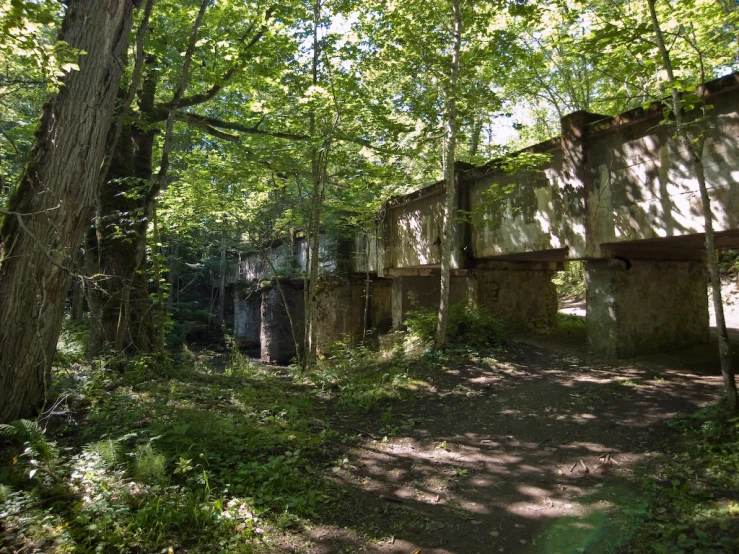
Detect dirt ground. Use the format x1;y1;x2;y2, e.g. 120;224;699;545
269;330;728;554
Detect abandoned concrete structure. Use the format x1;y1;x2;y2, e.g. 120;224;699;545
229;73;739;363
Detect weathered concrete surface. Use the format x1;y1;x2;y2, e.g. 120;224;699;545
233;288;261;347
230;235;353;284
586;260;709;357
388;264;557;333
255;278;394;361
475;263;558;332
381;73;739;268
234;73;739;359
261;285;305;364
369;280;393;333
352;227;385;276
314;279;366;350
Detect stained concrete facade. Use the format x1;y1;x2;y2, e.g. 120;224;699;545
586;260;709;357
237;278;392;364
229;73;739;359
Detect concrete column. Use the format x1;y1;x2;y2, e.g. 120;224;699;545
261;284;304;364
475;262;558;332
391;277;404;330
463;270;479;310
586;259;709;357
233;288;261;347
314;279;365;350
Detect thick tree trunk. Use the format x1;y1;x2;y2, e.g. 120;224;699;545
435;0;461;349
91;0;207;355
0;0;135;423
89;57;158;356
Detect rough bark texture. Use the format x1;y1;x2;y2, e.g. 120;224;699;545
88;57;158;355
0;0;135;423
89;0;208;355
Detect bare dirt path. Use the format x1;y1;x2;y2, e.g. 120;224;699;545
283;338;725;554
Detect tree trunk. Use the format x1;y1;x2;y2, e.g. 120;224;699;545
152;202;167;354
217;231;226;327
648;0;737;412
0;0;136;423
363;230;371;342
303;0;322;370
88;56;159;356
434;0;462;350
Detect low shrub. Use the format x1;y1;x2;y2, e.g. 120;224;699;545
405;301;507;347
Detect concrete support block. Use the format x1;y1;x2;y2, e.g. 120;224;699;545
233;288;261;346
261;285;304;364
474;266;558;332
391;277;405;330
586;259;709;357
314;279;366;349
369;280;392;333
386;266;555;333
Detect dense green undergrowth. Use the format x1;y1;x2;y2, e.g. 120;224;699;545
0;324;452;553
615;406;739;554
404;300;508;347
2;313;737;553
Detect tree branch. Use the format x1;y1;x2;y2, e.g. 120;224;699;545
174;112;310;140
154;6;276;117
100;0;155;183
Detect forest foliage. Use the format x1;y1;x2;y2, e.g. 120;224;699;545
1;0;739;550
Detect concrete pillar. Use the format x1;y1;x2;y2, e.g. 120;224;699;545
391;277;404;330
261;284;304;364
233;288;261;347
314;279;365;350
475;263;558;332
369;279;393;333
586;259;709;357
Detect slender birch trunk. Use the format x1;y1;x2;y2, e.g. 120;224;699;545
435;0;462;349
648;0;737;412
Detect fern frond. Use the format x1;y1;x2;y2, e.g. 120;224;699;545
0;423;20;438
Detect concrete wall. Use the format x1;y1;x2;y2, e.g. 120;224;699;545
352;227;384;275
253;278;392;363
587;92;739;249
231;235;352;285
233;289;261;346
468;147;588;259
260;285;305;364
474;263;558;332
586;260;709;357
377;74;739;270
385;188;467;270
314;279;366;349
369;280;392;333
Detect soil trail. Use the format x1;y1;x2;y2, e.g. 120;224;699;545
300;339;723;554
